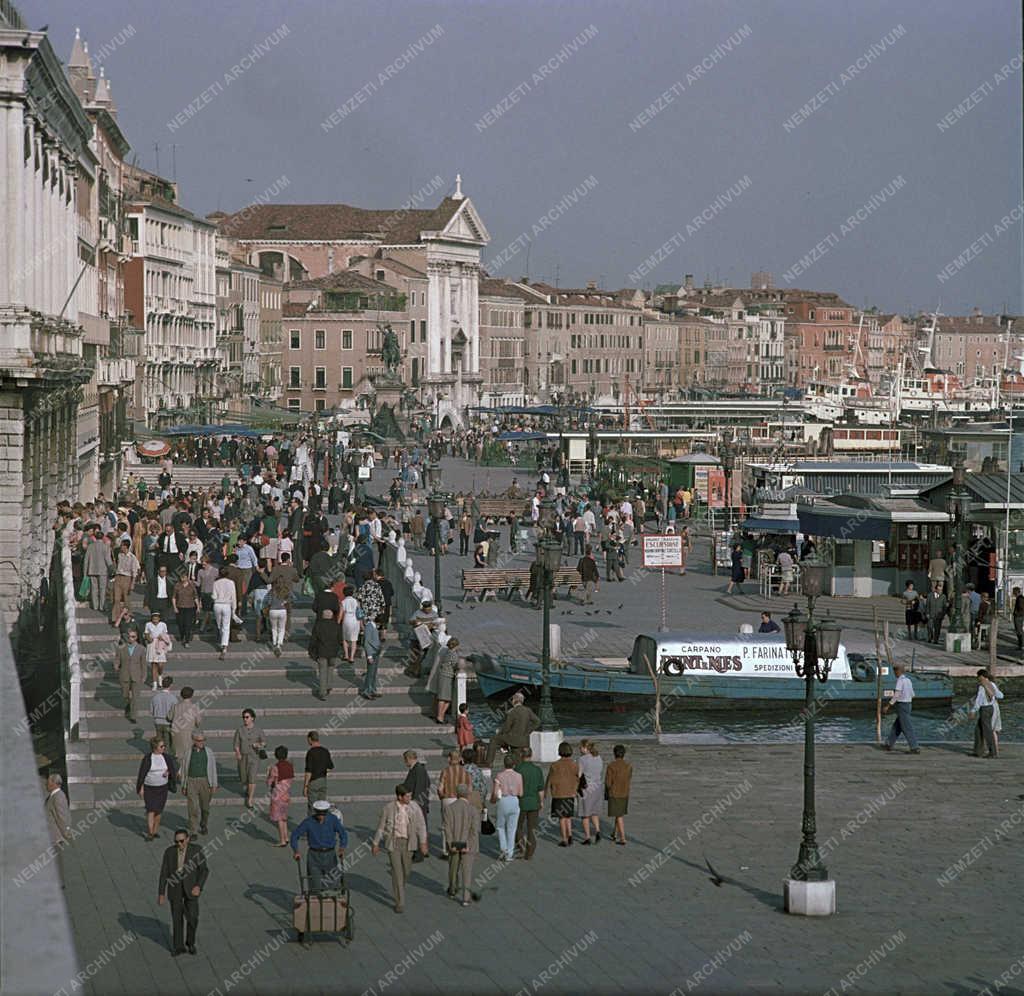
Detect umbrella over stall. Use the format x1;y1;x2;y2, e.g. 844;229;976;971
136;439;171;458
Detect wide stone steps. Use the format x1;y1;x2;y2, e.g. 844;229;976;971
68;575;469;813
83;675;423;693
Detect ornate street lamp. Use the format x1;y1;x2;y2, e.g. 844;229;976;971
782;552;842;915
719;437;736;508
536;495;561;731
427;461;445;613
946;451;969;635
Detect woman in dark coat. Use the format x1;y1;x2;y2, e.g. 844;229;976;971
308;607;343;701
136;735;178;841
725;543;745;595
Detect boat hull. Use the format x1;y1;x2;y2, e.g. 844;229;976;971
474;658;953;709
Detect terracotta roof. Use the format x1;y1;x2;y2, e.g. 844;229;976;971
526;282;643;309
220;198;461;244
289;270;398;293
478;278;537;301
127;195;208;225
382;198;462;244
376;257;426;277
930;315;1008;336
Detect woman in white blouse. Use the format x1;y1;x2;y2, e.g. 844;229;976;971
212;566;238;660
144;611;171;691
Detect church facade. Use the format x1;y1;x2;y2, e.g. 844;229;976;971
219;176;490;427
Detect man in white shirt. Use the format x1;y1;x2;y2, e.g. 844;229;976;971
970;668;1003;758
882;663;920;753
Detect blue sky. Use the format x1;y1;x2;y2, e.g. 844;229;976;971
28;0;1024;314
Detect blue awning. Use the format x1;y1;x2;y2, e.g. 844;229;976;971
743;517;801;533
797;508;891;541
745;515;798;532
496;431;549;441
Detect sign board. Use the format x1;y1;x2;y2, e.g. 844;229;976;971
357;466;371;480
646;636;851;681
642;533;683;568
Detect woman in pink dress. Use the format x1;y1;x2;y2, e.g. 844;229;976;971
266;745;294;846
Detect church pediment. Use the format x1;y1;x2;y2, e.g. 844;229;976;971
439;198;490;246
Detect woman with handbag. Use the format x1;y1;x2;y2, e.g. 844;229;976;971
544;741;580;846
577;739;604;844
340;585;361;664
490;753;523;862
266;745;294;846
233;708;266;810
144;610;172;691
136;735;178;841
426;637;461;725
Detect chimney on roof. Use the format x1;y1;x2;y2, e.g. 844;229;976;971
684;274;694;293
452;173;464;201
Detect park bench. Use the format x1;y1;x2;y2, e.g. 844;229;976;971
461;567;583;602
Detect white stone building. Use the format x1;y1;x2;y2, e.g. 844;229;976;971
0;8;94;613
123;166;219;427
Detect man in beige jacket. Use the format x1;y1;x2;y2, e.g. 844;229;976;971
167;687;202;761
442;783;480;906
371;785;428;913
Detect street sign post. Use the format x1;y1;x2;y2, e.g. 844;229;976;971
642;534;684;631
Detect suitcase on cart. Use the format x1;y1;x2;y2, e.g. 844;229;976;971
293;866;354;945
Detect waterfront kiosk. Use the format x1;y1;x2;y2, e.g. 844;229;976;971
796;495;951;597
920;472;1024;603
667;453;723;504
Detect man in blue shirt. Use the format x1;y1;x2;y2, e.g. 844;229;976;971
234;539;259;616
291;799;348;892
758;612;781;634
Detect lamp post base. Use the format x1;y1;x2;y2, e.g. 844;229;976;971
784;879;836;916
529;729;564;763
944;631;972;653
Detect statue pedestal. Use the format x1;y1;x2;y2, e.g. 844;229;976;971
373;376;409;439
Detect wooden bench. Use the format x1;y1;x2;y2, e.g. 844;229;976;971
461;568;583;602
473;498;531;521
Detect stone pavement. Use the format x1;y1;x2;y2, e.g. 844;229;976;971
53;741;1023;995
37;456;1022;995
421;457;1022;678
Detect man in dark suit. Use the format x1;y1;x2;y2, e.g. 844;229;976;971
158;830;209;956
157;523;187;573
925;588;949;644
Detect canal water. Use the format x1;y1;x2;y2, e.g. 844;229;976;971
555;704;1021;744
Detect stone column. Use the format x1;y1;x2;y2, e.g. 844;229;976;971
0;393;27;613
427;261;442;375
439;264;451;374
467;264;480;373
43;146;53;316
0;100;26;304
29;134;40;309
